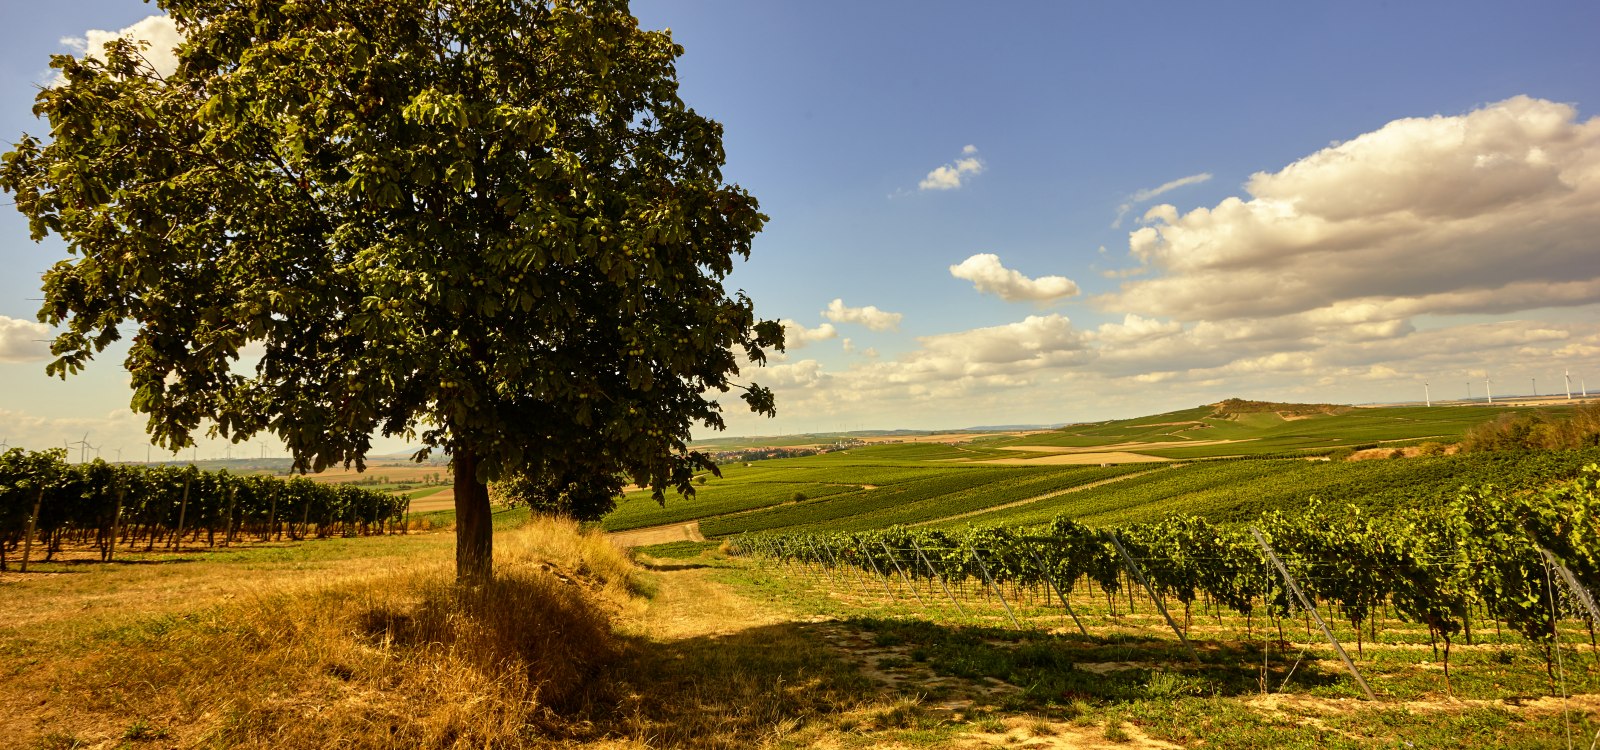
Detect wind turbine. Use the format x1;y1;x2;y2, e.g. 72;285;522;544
1567;370;1574;401
70;432;92;463
1531;378;1537;398
1424;381;1431;407
1485;374;1493;405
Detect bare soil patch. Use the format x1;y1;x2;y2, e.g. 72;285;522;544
999;439;1242;454
914;468;1163;526
608;521;706;548
858;431;1041;446
406;486;456;512
964;721;1184;749
301;462;447;484
970;451;1173;466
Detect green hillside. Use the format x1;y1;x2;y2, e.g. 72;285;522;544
598;401;1598;539
996;401;1534;457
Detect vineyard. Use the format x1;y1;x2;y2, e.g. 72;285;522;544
949;446;1600;528
603;437;1600;539
732;465;1600;703
0;448;411;571
990;403;1525;456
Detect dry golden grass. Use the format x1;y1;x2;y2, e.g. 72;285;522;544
3;517;919;749
2;517;639;748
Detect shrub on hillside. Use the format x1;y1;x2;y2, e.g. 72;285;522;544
1461;403;1600;453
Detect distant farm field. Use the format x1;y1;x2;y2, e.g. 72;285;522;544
625;401;1599;538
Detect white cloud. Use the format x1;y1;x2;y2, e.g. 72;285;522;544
823;298;903;331
0;317;51;363
1092;314;1183;344
778;319;837;348
763;359;827;389
949;253;1080;303
0;407;155;459
63;15;182;79
919;146;985;191
1107;97;1600;323
1112;172;1213;227
914;314;1088;371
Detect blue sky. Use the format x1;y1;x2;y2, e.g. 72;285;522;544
3;1;1600;457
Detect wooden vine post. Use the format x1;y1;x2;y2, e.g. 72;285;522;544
880;540;927;608
223;485;238;547
863;547;898;599
264;489;277;541
21;485;43;573
107;483;125;562
1541;548;1600;630
1110;532;1199;662
1025;541;1089;637
170;472;192;551
912;540;967;616
968;547;1021;628
1252;527;1376;700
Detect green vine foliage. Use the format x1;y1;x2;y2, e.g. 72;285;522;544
739;465;1600;671
1;448;406;569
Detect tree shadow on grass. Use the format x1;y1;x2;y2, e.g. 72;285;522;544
568;621;892;749
634;559;714;572
843;615;1348;703
558;613;1354;749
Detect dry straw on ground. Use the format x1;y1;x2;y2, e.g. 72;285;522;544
4;517;643;748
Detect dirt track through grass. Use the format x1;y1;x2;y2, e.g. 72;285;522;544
911;467;1167;527
609;520;707;548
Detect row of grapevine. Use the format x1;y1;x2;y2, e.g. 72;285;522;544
0;448;411;570
736;465;1600;692
962;446;1600;528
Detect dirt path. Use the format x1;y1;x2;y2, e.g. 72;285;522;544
969;451;1173;465
632;558;1183;748
996;438;1243;454
626;557;789;639
607;520;706;548
912;467;1168;527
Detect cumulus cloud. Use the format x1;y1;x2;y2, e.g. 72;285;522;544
949;253;1080;303
1106;96;1600;323
1092;314;1183;344
0;316;51;363
915;314;1088;370
62;15;182;78
1112;172;1212;228
779;319;837;348
919;145;985;191
823;299;903;331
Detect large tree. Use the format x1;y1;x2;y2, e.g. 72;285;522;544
2;0;782;581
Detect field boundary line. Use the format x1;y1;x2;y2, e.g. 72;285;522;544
605;483;878;534
907;467;1170;527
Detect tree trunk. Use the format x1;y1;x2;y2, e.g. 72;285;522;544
454;447;493;583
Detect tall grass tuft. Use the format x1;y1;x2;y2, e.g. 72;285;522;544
13;516;641;748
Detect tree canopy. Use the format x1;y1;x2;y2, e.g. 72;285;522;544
2;0;783;580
